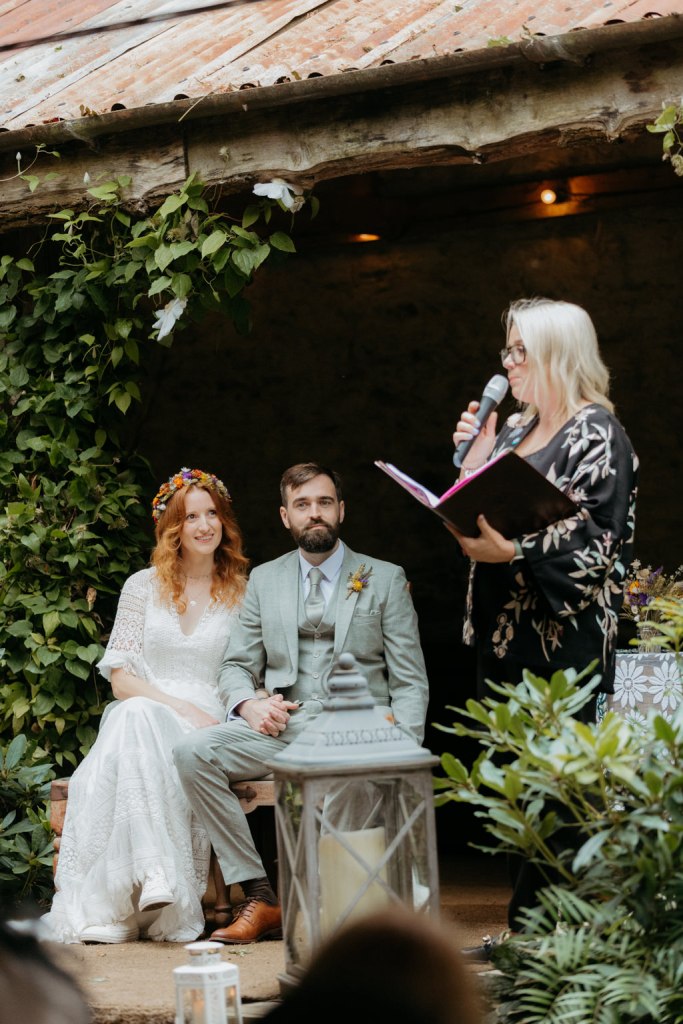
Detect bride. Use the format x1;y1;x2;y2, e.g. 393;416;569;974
43;468;248;943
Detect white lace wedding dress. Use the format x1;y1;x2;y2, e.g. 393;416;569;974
43;568;237;943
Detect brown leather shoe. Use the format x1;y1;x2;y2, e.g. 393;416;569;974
210;899;282;944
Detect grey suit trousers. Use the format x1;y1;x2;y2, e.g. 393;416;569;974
173;706;317;886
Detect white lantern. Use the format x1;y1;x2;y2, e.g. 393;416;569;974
173;941;242;1024
268;653;439;991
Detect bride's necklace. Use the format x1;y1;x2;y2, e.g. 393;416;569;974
183;571;214;608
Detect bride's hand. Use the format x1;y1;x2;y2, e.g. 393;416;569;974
173;700;220;729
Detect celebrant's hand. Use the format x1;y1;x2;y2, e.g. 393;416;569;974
453;401;498;471
239;693;300;736
445;515;516;563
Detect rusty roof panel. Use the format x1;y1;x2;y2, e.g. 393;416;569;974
1;0;683;132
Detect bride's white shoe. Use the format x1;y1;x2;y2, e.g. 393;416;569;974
80;921;140;944
139;877;175;913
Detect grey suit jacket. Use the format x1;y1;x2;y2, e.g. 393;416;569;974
217;544;429;743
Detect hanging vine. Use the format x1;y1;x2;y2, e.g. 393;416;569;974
0;171;315;770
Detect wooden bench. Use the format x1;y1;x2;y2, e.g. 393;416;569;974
49;776;276;930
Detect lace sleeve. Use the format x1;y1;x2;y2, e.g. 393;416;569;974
97;569;152;682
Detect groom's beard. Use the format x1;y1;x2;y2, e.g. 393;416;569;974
292;519;340;553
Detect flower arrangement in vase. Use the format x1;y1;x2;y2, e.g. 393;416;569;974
622;561;683;650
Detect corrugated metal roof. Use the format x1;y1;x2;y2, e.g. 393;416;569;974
2;0;683;131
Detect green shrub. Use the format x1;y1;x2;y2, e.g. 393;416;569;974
0;734;55;907
0;171;313;768
435;617;683;1023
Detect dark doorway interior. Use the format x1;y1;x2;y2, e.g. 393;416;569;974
133;138;683;851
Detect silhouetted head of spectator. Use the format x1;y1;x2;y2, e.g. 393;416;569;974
0;918;90;1024
265;907;482;1024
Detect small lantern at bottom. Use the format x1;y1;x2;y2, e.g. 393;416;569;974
173;941;242;1024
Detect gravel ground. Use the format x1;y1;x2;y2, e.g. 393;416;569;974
46;857;509;1024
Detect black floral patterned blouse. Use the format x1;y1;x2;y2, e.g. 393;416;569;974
464;404;639;693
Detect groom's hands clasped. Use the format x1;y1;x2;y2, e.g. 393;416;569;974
239;693;300;736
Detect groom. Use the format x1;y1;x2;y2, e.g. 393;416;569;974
174;462;429;943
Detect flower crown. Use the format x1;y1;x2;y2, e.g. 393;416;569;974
152;467;230;524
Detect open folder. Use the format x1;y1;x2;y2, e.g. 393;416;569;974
374;451;579;538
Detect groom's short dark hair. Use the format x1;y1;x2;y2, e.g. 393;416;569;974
280;463;343;505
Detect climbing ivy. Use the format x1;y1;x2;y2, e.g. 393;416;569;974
648;103;683;175
0;171;313;769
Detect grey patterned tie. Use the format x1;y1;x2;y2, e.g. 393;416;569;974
305;567;325;627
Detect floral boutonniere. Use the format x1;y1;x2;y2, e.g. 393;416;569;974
346;563;373;599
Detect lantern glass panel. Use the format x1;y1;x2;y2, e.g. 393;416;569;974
316;774;435;933
277;769;436;975
177;985;237;1024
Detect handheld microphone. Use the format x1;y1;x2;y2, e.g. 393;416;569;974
453;374;509;469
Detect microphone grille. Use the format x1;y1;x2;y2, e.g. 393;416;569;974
483;374;509;402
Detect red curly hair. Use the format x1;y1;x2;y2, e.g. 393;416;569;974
151;483;248;613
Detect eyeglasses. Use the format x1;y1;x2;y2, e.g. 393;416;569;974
499;344;527;367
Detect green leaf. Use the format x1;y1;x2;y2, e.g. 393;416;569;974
242;205;260;228
0;306;17;329
21;174;40;193
201;230;227;258
439;752;468;784
88;183;118;201
154;245;174;271
572;830;609;871
114;318;133;339
76;643;101;664
250;243;271;271
171;272;192;299
5;620;32;637
232;248;257;276
32;692;55;716
231;226;259;243
17;473;35;499
9;365;30;387
42;611;60;637
124;337;139;362
11;698;31;719
4;734;28;769
269;231;296;253
126;233;158;249
113;390;132;414
156;192;186;219
148;276;172;297
653;715;676;743
169;241;195;260
66;660;91;680
36;646;62;666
